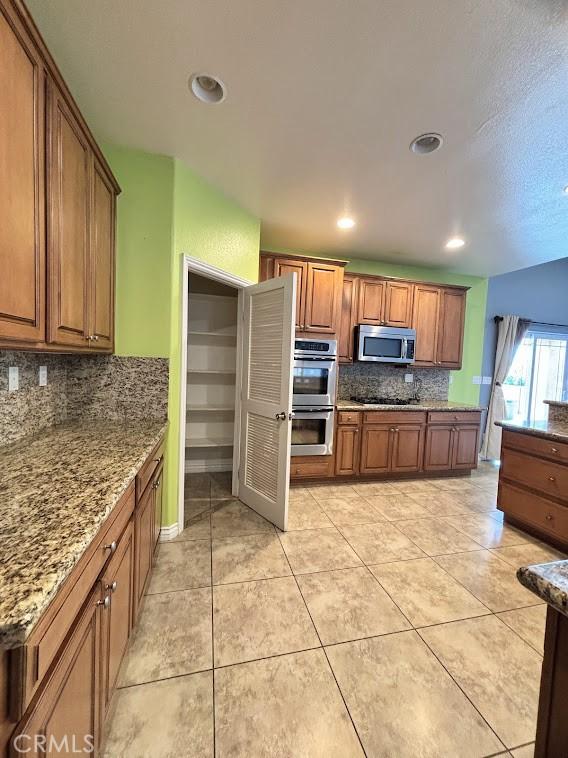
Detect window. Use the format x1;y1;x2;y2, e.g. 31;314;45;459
503;329;568;427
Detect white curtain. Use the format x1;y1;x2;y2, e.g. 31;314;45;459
481;315;530;460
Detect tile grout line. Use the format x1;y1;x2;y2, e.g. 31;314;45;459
275;527;369;758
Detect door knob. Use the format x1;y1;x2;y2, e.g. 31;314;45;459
275;412;287;420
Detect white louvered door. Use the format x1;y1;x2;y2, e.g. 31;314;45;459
238;273;296;531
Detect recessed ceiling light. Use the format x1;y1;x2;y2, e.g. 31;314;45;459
337;216;356;230
189;73;226;104
410;133;444;155
445;236;466;250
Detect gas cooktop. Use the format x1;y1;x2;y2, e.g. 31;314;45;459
350;396;418;406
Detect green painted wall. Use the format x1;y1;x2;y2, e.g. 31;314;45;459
165;161;260;525
104;144;260;527
102;145;174;357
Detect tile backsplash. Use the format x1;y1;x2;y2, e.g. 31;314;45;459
0;352;169;447
338;363;449;401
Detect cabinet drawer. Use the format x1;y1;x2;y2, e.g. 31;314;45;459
502;430;568;465
337;411;361;425
290;456;334;479
136;436;165;500
19;483;135;711
499;482;568;542
501;449;568;503
428;411;481;425
363;411;426;425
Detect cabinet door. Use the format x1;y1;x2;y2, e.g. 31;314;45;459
133;485;154;620
424;425;454;471
12;586;102;757
412;285;440;366
335;425;360;476
338;275;358;363
47;80;91;348
357;279;385;325
0;6;46;344
100;521;134;718
360;425;392;474
274;258;307;329
390;424;425;473
153;464;164;553
437;289;466;368
452;424;479;470
304;262;342;333
89;160;115;350
384;282;413;327
259;254;274;282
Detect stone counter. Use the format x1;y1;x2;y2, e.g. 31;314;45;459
518;560;568;617
336;399;485;412
0;420;168;648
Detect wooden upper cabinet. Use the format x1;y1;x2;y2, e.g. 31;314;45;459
338;275;358;362
304;261;342;333
412;284;440;366
47;80;91;348
437;288;466;368
274;258;307;330
90;160;115;349
384;281;413;327
0;4;45;343
357;279;385;324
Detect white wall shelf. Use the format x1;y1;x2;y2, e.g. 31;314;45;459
188;330;237;341
187;406;235;412
186;437;234;448
187;368;236;375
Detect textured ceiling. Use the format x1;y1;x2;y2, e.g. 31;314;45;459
27;0;568;276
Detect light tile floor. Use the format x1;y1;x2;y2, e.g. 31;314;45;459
103;464;565;757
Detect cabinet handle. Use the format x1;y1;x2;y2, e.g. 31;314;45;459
103;540;117;554
96;595;111;609
548;476;556;482
551;447;559;454
106;581;118;593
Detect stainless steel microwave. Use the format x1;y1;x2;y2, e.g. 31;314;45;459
356;325;416;364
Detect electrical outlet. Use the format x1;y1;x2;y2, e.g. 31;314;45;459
482;376;492;385
8;367;19;392
472;376;482;385
404;373;414;383
39;365;48;386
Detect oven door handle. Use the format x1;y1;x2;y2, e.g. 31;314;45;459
294;356;336;362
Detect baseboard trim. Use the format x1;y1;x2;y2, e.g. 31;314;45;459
159;523;179;542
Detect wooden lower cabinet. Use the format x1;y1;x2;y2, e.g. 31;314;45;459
12;585;102;757
424;422;479;472
153;464;164;553
452;424;480;469
390;424;425;473
335;425;360;475
290;455;334;480
100;521;134;718
133;483;154;620
360;425;392;474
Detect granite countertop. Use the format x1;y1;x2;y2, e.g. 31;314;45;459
544;400;568;409
0;420;168;649
496;418;568;443
336;399;485;412
518;560;568;617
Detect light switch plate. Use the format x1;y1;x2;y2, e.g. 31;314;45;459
39;365;48;386
482;376;492;385
8;367;19;392
472;376;482;385
404;373;414;383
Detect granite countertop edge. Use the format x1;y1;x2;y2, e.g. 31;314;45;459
0;419;168;649
496;420;568;443
517;560;568;617
336;400;486;412
544;399;568;408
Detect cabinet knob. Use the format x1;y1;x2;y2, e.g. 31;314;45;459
545;514;553;521
106;581;118;593
548;476;556;482
96;595;111;609
104;540;117;554
153;479;161;489
551;447;559;454
390;427;396;432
